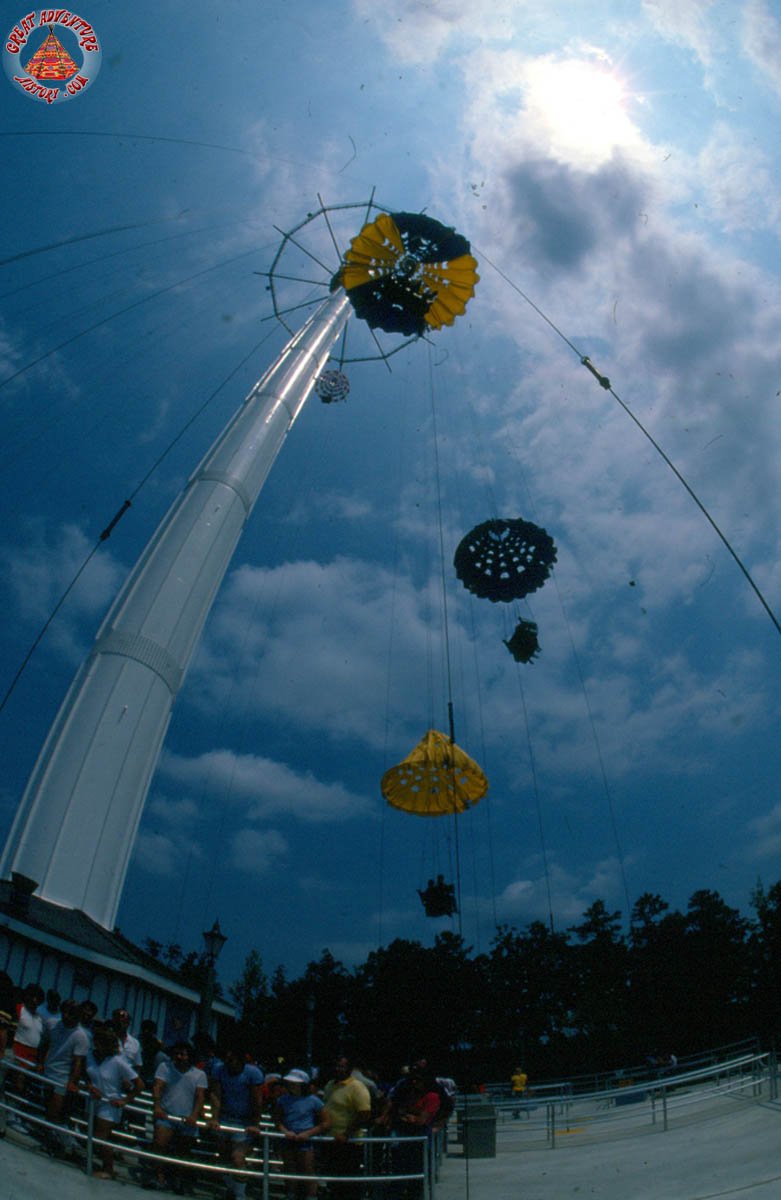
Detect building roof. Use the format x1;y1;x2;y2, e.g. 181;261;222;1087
0;881;233;1014
1;881;156;966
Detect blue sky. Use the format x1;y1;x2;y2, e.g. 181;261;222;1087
2;0;781;990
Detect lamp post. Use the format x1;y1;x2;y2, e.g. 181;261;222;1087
198;919;227;1035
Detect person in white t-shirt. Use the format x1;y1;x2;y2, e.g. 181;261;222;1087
87;1026;143;1179
12;983;44;1069
11;983;44;1102
38;989;61;1031
112;1008;142;1070
40;999;89;1157
147;1042;207;1191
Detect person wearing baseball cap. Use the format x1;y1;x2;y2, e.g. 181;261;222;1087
275;1068;329;1199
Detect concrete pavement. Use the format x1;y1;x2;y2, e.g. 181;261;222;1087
2;1091;781;1200
438;1095;781;1200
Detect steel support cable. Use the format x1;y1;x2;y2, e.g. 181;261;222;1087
550;570;633;922
0;129;329;176
0;244;267;393
451;620;481;946
511;649;556;936
199;315;342;928
459;372;539;939
428;345;463;935
0;266;253;512
502;437;633;926
461;380;511;934
477;247;781;638
0;325;280;717
378;546;399;949
6;222;272;338
188;442;316;933
444;350;499;944
0;214;193;269
0;223;210;300
0;544;102;719
466;601;499;933
377;364;415;950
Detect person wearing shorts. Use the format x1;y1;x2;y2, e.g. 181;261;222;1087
39;998;89;1156
274;1069;329;1200
12;983;44;1073
208;1046;264;1200
147;1042;207;1192
87;1026;143;1179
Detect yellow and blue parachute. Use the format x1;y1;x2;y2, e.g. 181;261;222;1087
334;212;479;337
381;729;487;816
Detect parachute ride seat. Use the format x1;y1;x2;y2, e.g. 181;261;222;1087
419;875;458;917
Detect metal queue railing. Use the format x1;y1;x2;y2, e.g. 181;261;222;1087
469;1050;775;1149
3;1048;770;1182
482;1036;761;1101
0;1056;442;1196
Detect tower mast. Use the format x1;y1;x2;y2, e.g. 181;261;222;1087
1;291;350;928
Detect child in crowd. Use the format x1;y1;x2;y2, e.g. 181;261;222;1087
273;1069;330;1199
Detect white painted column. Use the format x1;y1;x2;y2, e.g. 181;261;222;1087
1;292;350;928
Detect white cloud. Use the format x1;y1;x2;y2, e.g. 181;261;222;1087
741;0;781;97
160;749;372;823
131;791;205;877
697;123;778;233
0;521;125;663
182;524;776;807
0;322;22;381
350;0;519;65
132;830;203;877
282;490;374;525
496;855;629;925
746;802;781;860
642;0;718;66
229;827;288;874
190;556;453;749
147;795;201;827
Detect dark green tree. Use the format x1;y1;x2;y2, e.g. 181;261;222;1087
480;921;572;1078
229;949;269;1050
351;934;479;1077
568;901;629;1069
143;938;221;996
748;879;781;1042
626;893;687;1060
677;889;752;1051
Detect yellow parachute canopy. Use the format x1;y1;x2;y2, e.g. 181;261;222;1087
338;212;479;337
381;729;488;817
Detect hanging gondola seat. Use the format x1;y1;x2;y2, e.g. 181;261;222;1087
419;875;458;917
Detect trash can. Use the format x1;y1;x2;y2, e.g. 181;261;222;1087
615;1079;643;1106
458;1099;497;1158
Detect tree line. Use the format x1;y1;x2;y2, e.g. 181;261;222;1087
151;881;781;1083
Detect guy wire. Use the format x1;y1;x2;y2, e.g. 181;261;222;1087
428;345;463;936
477;247;781;638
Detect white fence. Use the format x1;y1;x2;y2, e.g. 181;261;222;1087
0;1056;442;1196
466;1050;774;1149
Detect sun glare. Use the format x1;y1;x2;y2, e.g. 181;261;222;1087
525;57;640;167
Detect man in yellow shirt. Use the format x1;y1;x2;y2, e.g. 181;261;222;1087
510;1066;527;1119
322;1056;371;1200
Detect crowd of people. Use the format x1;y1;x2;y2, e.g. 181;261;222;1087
0;971;455;1196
